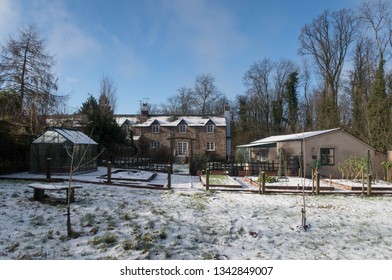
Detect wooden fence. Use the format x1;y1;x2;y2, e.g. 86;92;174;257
207;162;279;176
110;157;169;172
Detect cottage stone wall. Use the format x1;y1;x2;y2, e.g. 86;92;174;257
133;123;227;160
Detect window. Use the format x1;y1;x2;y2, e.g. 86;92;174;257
152;125;160;133
179;124;187;133
206;124;214;133
177;142;188;156
150;141;161;149
320;148;335;165
123;124;130;133
206;142;215;151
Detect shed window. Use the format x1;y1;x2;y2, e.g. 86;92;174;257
320;148;335;165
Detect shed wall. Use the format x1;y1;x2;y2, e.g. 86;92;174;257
304;130;387;178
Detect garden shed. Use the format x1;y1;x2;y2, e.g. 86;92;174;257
30;128;98;174
236;128;388;179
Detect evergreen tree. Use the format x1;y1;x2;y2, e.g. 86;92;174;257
284;71;299;133
366;57;389;151
79;95;130;159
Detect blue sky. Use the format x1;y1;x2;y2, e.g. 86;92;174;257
0;0;363;114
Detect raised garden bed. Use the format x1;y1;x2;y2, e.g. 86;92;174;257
200;175;242;188
98;169;157;182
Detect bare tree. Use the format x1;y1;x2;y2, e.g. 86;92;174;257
194;74;222;116
346;36;377;140
65;132;103;238
0;25;61;133
299;9;359;128
359;0;392;60
243;58;274;136
161;87;195;115
99;75;117;114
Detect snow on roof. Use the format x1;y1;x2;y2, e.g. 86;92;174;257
118;115;227;127
236;141;277;148
248;128;341;146
115;116;139;126
115;115;227;128
32;128;97;145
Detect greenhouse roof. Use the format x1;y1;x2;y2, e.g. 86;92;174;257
32;128;97;145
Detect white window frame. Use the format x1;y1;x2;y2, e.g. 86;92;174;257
177;142;188;156
179;124;187;133
152;125;160;134
150;141;161;149
206;142;215;151
206;124;214;133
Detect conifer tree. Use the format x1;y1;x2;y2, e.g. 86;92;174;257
366;57;389;151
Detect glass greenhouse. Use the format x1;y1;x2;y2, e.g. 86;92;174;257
30;128;98;174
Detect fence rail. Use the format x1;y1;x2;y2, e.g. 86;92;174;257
109;156;300;177
110;157;169;172
207;162;280;176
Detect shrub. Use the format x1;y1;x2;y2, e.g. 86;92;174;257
190;154;209;175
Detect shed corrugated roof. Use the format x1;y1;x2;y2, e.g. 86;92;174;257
242;128;341;147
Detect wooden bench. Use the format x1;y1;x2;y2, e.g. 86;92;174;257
28;183;82;203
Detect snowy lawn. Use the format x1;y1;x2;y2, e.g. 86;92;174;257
1;173;392;260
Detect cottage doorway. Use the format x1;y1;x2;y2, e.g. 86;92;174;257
177;142;188;157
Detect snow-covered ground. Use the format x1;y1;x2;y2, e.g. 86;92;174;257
1;168;392;260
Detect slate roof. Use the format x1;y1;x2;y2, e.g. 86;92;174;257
115;115;226;127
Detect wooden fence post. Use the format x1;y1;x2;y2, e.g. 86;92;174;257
167;164;172;189
311;168;315;193
107;161;112;183
260;171;266;194
367;174;372;196
46;158;51;179
206;166;210;191
258;168;262;194
362;169;365;194
316;171;320;195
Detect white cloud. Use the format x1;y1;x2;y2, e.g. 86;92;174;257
162;0;246;71
26;1;100;62
0;0;20;42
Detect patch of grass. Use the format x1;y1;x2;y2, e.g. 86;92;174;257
176;234;183;239
257;176;279;183
6;242;19;253
123;212;131;221
144;220;155;230
122;240;134;251
107;219;117;230
151;208;166;215
122;231;156;253
30;215;45;227
90;233;118;247
119;201;129;209
159;230;168;240
80;213;95;227
189;192;209;211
